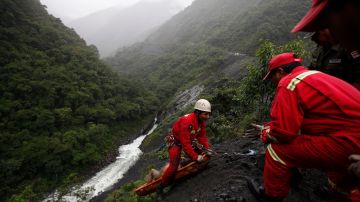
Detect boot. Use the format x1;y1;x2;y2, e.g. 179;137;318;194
246;178;283;202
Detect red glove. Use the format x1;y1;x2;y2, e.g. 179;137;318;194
259;122;281;143
260;125;270;143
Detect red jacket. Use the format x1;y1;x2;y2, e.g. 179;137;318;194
265;66;360;143
172;112;210;160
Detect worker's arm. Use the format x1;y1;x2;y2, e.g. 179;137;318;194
178;121;200;161
264;84;303;143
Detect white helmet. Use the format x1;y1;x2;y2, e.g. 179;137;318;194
194;99;211;112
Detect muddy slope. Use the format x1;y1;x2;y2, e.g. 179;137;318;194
95;132;331;202
161;136;330;202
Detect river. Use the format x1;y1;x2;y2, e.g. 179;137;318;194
45;119;158;202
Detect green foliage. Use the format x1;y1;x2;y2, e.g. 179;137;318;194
206;39;307;140
8;185;36;202
0;0;159;200
104;180;155;202
207;114;235;143
106;0;311;127
146;0;264;46
238;39;307;119
212;0;309;53
109;43;227;102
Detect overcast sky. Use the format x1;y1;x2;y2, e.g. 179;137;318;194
40;0;194;22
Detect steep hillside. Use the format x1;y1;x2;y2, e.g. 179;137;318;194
68;0;186;57
106;0;309;109
145;0;263;46
0;0;159;200
144;0;309;53
209;0;310;53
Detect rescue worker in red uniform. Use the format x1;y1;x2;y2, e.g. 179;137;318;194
156;99;212;197
247;52;360;201
292;0;360;90
292;0;360;188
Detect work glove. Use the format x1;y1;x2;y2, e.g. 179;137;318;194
259;125;270;143
197;155;204;162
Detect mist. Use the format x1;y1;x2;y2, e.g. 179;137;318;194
40;0;194;57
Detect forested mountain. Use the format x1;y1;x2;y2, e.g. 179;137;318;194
68;0;186;57
106;0;309;106
145;0;309;53
0;0;159;200
145;0;263;48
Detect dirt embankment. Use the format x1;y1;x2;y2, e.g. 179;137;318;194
94;131;331;202
161;136;330;202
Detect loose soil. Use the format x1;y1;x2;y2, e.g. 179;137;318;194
93;132;331;202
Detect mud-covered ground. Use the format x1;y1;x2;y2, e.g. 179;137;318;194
93;130;331;202
162;136;330;202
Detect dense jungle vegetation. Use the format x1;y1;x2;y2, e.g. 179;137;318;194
0;0;158;201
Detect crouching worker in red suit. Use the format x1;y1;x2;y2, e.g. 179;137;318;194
247;52;360;202
156;99;213;198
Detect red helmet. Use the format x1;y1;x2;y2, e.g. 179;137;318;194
263;52;303;80
291;0;329;33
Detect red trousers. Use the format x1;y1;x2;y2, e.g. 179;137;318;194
161;145;182;185
264;134;360;201
161;145;201;185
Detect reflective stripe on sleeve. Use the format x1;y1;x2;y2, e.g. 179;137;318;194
287;71;320;91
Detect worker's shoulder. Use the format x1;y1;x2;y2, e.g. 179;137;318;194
278;68;328;91
277;67;309;86
177;113;195;124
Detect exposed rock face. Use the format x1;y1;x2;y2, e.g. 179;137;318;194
174;85;205;111
157;84;205;123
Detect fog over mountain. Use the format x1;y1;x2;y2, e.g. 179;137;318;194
68;0;188;57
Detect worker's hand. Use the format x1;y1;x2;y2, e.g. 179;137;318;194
349;154;360;162
348;154;360;178
197;155;204;162
348;161;360;178
259;125;270;143
251;123;264;131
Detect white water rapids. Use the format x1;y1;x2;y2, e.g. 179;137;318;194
45;120;158;202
